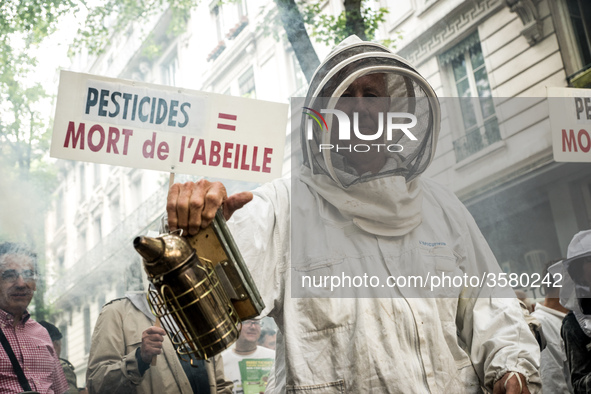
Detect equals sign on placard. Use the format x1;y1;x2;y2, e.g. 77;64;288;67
217;113;237;131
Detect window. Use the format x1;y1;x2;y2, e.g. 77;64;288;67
567;0;591;69
56;189;64;226
131;175;142;207
126;258;144;292
97;295;105;314
567;0;591;85
77;230;87;259
207;5;227;61
57;252;65;271
59;324;68;358
84;307;91;354
236;0;246;19
211;0;247;41
551;0;591;86
290;50;306;93
226;0;248;39
239;67;256;98
161;52;179;86
94;164;101;186
441;32;500;162
79;164;86;201
110;194;120;231
93;216;102;245
116;281;126;297
212;5;224;43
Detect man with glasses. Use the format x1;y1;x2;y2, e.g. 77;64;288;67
221;319;275;394
0;242;68;393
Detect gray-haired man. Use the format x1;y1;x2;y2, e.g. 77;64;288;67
0;242;68;394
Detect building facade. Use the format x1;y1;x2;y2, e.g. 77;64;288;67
387;0;591;297
43;0;591;386
44;0;309;384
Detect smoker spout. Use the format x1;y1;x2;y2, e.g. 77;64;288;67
134;236;165;263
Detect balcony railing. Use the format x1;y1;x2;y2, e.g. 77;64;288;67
207;40;226;62
452;116;501;162
568;64;591;88
226;16;248;40
47;183;169;305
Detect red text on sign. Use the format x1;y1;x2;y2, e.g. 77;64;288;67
63;121;133;155
179;137;273;173
562;129;591;153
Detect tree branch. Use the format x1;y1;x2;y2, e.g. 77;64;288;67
274;0;320;82
344;0;367;40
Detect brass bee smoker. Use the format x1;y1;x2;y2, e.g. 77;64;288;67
134;209;264;362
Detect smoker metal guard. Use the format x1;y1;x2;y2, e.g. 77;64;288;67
135;208;264;362
187;209;265;320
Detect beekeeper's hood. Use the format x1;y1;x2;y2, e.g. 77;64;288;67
553;230;591;337
296;36;440;236
300;35;441;189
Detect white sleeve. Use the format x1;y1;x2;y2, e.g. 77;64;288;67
227;179;291;319
454;202;542;393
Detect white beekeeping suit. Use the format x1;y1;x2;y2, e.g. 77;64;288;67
225;35;541;393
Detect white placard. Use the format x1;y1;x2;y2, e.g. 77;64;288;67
51;71;288;182
548;86;591;163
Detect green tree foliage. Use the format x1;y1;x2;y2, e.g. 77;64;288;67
274;0;320;82
301;0;391;46
72;0;200;56
269;0;399;82
0;0;400;319
0;0;76;44
0;0;73;320
0;0;72;183
68;0;396;80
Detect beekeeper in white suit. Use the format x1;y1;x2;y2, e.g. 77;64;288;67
166;36;541;393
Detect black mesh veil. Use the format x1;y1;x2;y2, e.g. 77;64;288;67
300;38;441;188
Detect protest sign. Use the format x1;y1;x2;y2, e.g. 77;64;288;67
51;71;288;182
238;358;274;394
548;86;591;163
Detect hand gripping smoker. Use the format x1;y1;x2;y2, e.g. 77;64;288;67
133;209;264;363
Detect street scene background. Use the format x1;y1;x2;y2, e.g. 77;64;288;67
1;0;590;387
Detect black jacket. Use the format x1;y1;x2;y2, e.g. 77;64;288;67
561;311;591;393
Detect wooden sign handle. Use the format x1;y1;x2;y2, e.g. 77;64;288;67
151;318;161;366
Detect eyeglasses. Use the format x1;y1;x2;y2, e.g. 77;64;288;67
1;269;37;283
243;320;261;327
